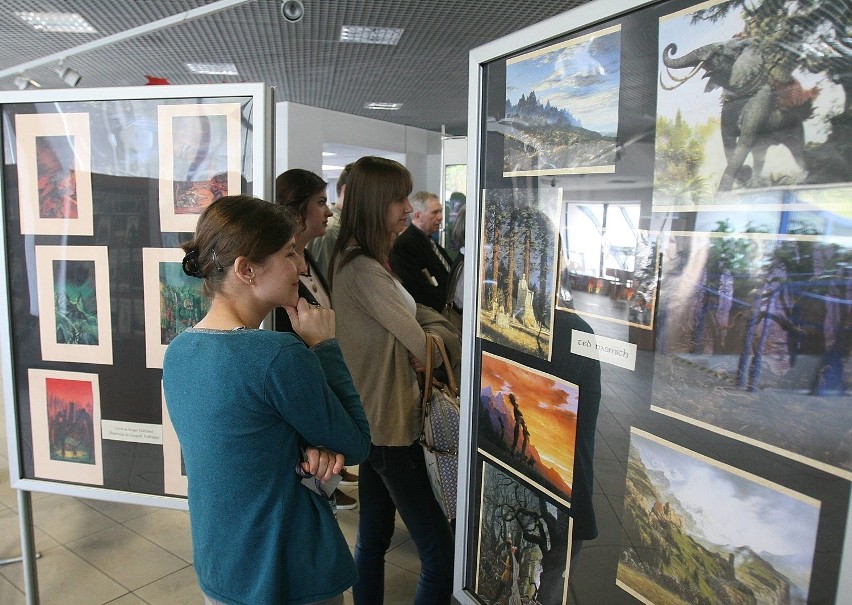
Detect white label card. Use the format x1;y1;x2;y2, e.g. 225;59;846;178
570;331;637;371
101;420;164;444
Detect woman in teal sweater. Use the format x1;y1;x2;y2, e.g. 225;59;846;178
163;195;370;605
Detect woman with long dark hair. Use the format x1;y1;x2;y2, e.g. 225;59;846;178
331;157;455;604
275;168;359;508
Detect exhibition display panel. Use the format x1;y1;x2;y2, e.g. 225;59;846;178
459;0;851;603
1;83;271;507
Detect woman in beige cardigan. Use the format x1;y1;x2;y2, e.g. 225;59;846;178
331;156;454;605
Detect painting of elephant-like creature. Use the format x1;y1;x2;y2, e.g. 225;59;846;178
654;0;850;207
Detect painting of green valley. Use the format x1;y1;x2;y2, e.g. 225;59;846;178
617;429;820;605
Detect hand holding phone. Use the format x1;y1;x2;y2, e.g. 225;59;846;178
295;448;342;499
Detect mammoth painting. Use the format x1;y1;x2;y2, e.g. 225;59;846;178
662;38;816;191
654;0;850;205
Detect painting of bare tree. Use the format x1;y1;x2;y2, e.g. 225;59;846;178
475;457;572;605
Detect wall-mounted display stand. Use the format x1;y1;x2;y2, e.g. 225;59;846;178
457;0;851;603
1;82;272;604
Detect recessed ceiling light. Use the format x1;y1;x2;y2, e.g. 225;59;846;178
185;62;240;76
340;25;403;46
322;164;346;171
364;102;403;111
322;151;336;157
15;12;97;33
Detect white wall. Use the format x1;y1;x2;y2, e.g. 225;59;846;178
275;101;442;193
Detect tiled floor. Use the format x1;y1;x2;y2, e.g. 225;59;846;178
0;410;421;605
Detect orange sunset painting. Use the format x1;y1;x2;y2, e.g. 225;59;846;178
479;352;578;504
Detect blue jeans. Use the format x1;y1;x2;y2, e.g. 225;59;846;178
354;442;455;605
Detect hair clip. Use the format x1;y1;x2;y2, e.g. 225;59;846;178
212;249;224;272
181;249;204;278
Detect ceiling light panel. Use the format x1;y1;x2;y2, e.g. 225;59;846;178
15;12;97;33
364;102;403;110
340;25;403;45
185;62;240;76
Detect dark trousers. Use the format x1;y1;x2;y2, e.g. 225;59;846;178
353;442;455;605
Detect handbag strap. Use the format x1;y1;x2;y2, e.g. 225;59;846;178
422;331;459;405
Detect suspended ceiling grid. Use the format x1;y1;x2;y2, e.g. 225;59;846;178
0;0;594;134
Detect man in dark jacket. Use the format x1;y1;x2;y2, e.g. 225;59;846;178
390;191;453;312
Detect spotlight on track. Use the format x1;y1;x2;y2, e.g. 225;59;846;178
14;75;41;90
54;62;81;87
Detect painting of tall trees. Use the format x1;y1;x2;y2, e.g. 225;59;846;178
479;188;562;361
475;458;572;605
652;224;852;479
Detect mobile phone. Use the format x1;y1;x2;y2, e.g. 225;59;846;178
295;449;342;499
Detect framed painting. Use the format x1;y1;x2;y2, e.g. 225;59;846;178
652;229;852;479
478;352;578;506
35;245;112;365
14;112;94;236
616;428;820;605
161;383;187;497
474;456;572;605
652;0;851;210
503;24;621;177
28;368;104;486
143;247;209;368
479;188;562;361
157;103;242;232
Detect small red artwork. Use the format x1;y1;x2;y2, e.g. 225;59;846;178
36;136;78;219
45;378;95;464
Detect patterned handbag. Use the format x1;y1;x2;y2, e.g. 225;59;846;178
420;332;461;519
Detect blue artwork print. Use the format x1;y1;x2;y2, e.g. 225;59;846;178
159;261;209;346
503;24;621;177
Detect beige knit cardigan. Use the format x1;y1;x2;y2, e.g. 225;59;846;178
332;253;427;446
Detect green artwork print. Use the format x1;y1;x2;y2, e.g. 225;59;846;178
159;261;208;345
53;260;99;345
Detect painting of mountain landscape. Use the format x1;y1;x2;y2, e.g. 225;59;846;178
478;352;578;505
617;428;820;605
503;24;621;177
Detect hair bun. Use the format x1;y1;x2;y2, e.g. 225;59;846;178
182;249;205;278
